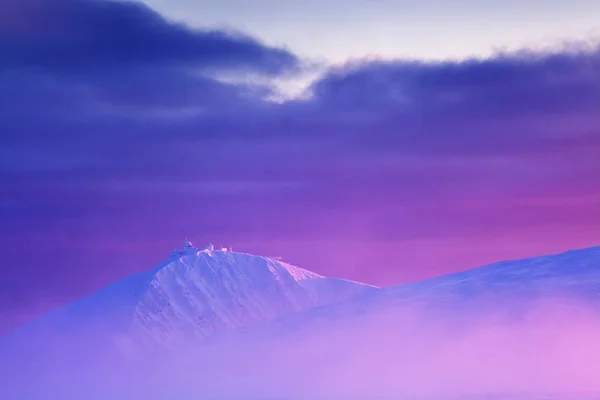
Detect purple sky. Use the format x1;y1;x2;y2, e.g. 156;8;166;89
0;0;599;333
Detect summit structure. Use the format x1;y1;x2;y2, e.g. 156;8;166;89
171;239;215;256
183;239;197;250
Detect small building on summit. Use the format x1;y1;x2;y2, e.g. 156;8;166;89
169;240;220;257
170;239;199;257
183;240;197;250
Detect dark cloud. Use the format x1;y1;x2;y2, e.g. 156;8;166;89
311;47;600;116
304;46;600;157
0;0;298;74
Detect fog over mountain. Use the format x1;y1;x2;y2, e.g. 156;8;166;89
2;244;600;399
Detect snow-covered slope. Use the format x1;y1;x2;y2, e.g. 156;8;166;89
3;241;377;355
260;245;600;334
371;244;600;312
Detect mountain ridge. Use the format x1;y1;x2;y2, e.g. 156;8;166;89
2;240;378;354
235;244;600;337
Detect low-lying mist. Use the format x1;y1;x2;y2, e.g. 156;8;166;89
3;295;600;400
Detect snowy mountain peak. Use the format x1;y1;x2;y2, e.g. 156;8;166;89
6;243;377;353
160;242;325;284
